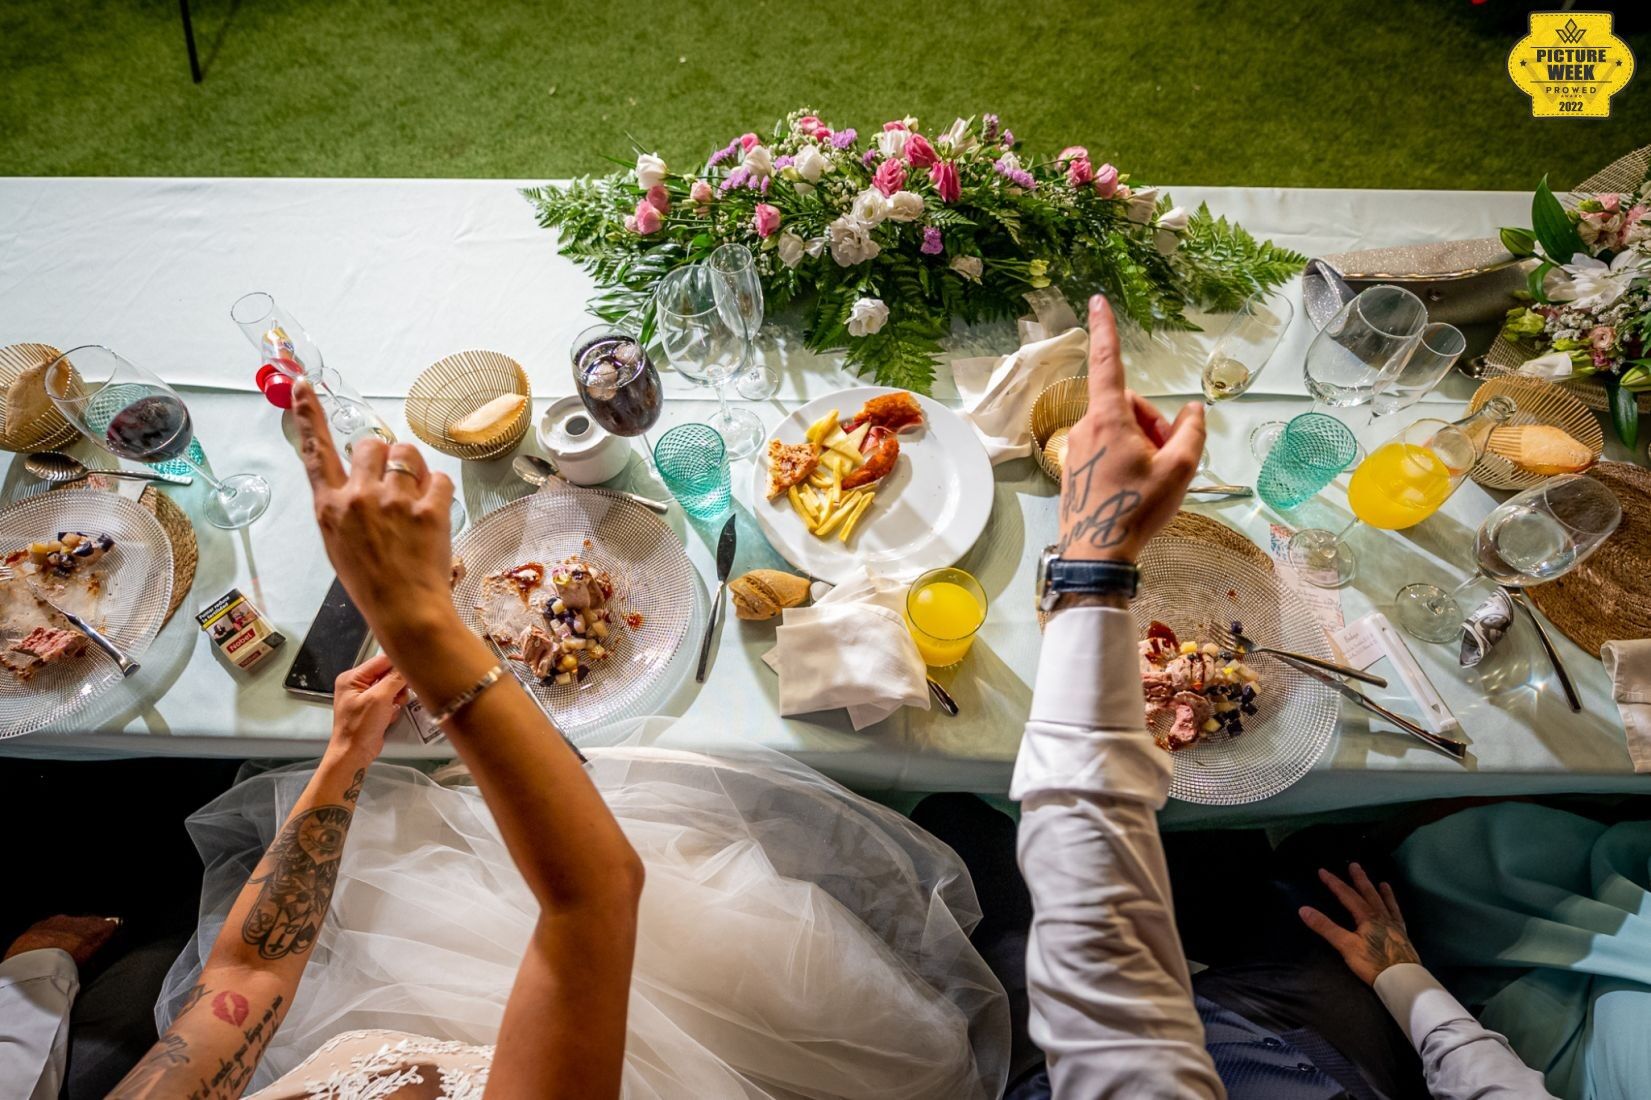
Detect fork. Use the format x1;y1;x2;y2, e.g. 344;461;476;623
1207;620;1387;688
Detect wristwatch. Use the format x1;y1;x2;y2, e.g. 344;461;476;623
1036;545;1140;612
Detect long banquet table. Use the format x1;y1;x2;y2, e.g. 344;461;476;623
0;177;1644;826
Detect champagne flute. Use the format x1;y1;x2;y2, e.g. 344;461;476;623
707;243;777;401
44;345;271;529
1394;474;1622;643
654;264;763;459
1202;288;1294;402
1367;323;1466;420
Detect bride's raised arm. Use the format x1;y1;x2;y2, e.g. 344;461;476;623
289;380;643;1099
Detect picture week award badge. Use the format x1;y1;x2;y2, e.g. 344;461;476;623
1509;12;1634;118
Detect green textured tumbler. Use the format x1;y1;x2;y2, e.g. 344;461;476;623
1256;413;1357;510
653;423;731;519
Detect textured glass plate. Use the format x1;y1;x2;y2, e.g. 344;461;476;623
451;488;702;745
0;493;174;739
1135;538;1340;805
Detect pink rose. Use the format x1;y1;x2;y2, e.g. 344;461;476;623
645;184;671;214
882;120;908;131
1093;163;1119;198
1058;145;1089;163
872;158;908;197
797;115;822;135
1066;157;1094;188
739;132;761;151
1600;193;1622;213
689;180;715;206
753;203;781;238
905;133;938;168
1590;325;1617;351
930;161;960;203
632;199;662;235
816;127;833;141
623;214;639;233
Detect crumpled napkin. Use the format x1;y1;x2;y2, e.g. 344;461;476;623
951;290;1087;464
762;569;929;730
1460;588;1515;667
1601;639;1651;773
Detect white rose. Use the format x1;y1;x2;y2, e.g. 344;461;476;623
937;117;976;153
743;144;775;178
996;150;1022;174
847;297;890;337
851;188;889;226
792;143;827;183
828;216;881;267
634;153;667;190
875;128;909;160
1125;186;1159;224
1157;205;1189;232
885;190;925;222
949;255;983;282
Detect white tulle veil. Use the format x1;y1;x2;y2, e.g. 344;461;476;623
157;719;1009;1097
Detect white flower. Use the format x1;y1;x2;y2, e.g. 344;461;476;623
996;150;1022;174
847;297;890;337
885;190;925;222
1126;186;1159;224
828;216;881;266
1552;250;1649;310
776;231;823;269
875;128;909;160
851;188;889;226
792;143;828;183
634;153;667;190
937;117;976;153
1157;205;1189;232
1518;350;1576;380
743;144;775;178
949;255;983;282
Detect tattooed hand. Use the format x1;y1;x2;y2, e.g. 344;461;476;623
329;654;408;767
1299;863;1422;985
1058;295;1205;564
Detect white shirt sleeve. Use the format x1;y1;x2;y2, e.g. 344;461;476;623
1373;964;1555;1098
1011;607;1226;1100
0;948;79;1100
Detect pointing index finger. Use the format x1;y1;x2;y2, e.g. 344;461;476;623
292;379;347;491
1085;294;1130;422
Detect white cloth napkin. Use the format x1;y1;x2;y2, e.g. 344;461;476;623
951;291;1088;464
762;570;929;730
1601;639;1651;772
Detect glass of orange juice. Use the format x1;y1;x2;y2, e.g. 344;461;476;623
905;568;987;666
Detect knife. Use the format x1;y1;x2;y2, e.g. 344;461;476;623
1280;655;1466;761
28;586;139;678
696;515;737;682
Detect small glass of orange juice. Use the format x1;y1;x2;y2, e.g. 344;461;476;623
905;568;988;666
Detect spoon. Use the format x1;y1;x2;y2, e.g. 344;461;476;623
26;451;192;487
512;454;670;516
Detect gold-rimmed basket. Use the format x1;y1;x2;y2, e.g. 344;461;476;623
406;350;532;461
0;344;81;454
1030;376;1089;482
1467;376;1603;491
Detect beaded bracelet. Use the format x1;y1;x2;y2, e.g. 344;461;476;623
429;664;506;726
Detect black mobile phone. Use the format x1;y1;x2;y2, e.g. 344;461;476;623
284;576;373;700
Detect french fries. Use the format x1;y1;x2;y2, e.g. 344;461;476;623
838;491;875;542
784;406;886;545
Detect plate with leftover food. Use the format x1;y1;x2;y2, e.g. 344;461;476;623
1134;537;1339;805
753;387;993;585
0;491;174;739
451;487;701;744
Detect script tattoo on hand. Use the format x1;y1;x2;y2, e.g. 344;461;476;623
241;804;352;960
1059;447;1142;554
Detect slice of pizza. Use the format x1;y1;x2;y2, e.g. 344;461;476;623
766;439;821;499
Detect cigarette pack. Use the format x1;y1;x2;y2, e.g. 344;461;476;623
197;589;287;671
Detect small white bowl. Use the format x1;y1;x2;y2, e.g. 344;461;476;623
537;396;632;485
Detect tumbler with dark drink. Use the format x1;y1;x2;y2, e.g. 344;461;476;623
571;330;662;439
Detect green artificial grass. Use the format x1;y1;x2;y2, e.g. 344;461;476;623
2;0;1647;189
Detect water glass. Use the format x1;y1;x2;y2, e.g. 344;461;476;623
1303;285;1427;407
1202;289;1294;402
1256;413;1359;510
708;243;778;401
1369;323;1466;418
652;423;731;520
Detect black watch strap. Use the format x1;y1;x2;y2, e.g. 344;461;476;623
1047;558;1140;599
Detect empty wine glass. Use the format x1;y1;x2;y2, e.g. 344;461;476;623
1249;285;1428;459
1394;474;1622;643
1368;323;1466;419
655;264;763;459
44;345;271;529
1202;288;1294;402
708;243;778;400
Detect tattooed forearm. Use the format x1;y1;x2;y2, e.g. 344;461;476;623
109;991;287;1100
109;1032;190;1097
1059;447;1142;553
343;767;365;804
241;804;352;960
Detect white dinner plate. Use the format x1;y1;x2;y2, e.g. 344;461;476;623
752;387;993;585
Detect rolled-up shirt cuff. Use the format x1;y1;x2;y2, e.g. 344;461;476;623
1373;963;1474;1046
0;948;76;987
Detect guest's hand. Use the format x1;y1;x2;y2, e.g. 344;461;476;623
1299;863;1422;985
4;914;122;967
1057;295;1205;564
291;380;457;640
328;653;409;765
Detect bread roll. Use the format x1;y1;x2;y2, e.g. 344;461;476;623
730;569;811;621
1487;424;1594;475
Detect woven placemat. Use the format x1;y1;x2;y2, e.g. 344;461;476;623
59;482;198;628
1526;461;1651;656
1467;377;1604;491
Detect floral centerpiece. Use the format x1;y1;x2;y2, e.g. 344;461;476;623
1500;174;1651;447
524;109;1304;392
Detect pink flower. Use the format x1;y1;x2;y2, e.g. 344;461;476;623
1058;145;1089;163
882;119;908;131
930;161;961;203
623;214;639;233
815;127;833;141
739;132;761;151
689;180;715;206
644;184;671;214
905;133;938;168
872;157;908;197
920;226;944;255
797;115;822;135
1066;158;1094;188
1590;324;1617;351
1600;193;1622;213
831;129;858;149
753;203;781;238
632;199;662;235
861;147;880;167
1093;163;1119;198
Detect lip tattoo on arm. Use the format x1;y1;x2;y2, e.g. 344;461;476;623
1059;446;1142;555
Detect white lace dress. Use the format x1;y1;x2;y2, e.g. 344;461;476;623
247;1031;490;1100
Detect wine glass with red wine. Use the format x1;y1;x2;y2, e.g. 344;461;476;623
43;345;271;529
570;324;663;448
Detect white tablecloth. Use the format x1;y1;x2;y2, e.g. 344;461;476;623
0;177;1642;825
